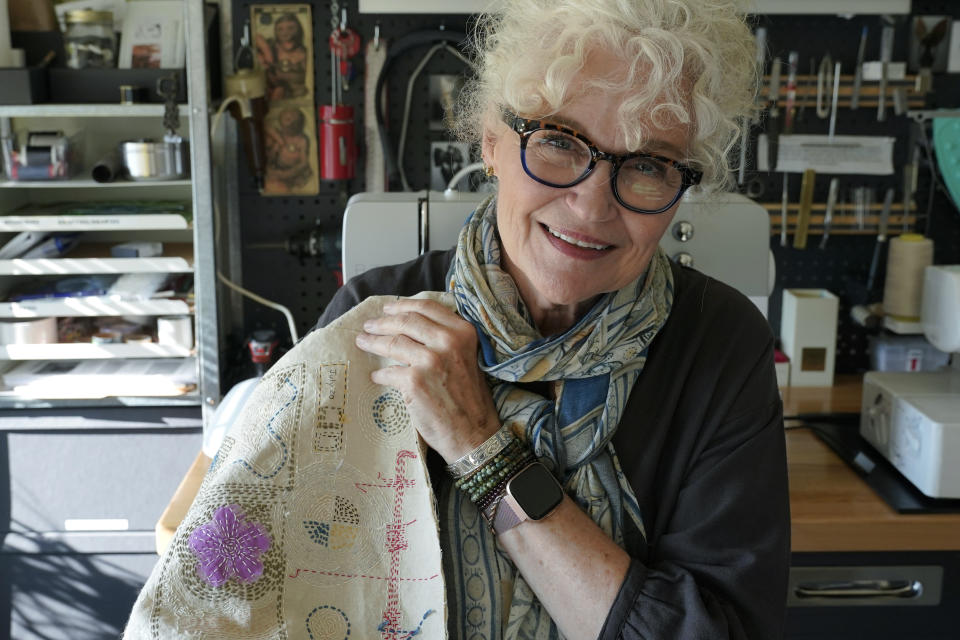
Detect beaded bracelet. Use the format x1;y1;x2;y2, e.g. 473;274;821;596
466;449;536;505
460;444;523;501
454;438;522;492
475;454;537;512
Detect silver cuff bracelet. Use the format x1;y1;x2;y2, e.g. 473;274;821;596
445;424;515;479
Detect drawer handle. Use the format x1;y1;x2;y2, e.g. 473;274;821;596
795;579;922;599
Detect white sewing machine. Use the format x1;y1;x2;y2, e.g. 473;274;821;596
341;190;773;316
860;265;960;499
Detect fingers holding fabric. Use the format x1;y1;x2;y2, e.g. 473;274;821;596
354;298;501;462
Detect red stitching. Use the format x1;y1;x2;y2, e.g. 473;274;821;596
287;568;440;582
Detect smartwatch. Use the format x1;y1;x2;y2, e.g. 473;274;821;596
492;461;564;535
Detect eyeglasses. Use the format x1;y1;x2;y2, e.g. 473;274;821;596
504;111;702;214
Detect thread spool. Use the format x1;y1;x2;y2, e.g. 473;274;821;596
883;234;934;319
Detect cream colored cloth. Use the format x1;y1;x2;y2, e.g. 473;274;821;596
125;294;448;639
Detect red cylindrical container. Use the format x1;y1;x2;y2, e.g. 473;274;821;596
319;104;356;180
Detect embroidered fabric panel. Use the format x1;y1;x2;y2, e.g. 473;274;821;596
124;294;449;639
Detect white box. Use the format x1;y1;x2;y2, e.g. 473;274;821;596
780;289;838;387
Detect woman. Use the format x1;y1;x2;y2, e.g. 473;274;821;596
321;0;789;638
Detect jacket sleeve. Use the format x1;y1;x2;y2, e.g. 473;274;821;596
314;248;455;330
600;303;790;639
604;409;788;637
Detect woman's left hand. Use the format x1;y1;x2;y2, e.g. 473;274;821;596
355;298;501;462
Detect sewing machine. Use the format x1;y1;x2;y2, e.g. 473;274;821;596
860;265;960;499
341;190;773;316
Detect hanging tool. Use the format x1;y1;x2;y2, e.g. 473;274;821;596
235;19;255;70
794;168;816;249
330;9;361;91
766;57;782;171
828;61;841;139
784;51;798;134
851;26;868;110
820;177;840;250
866;186;895;294
815;54;833;119
915;17;948;97
320;5;358;180
780;173;789;246
877;24;895;122
902;146;919;233
364;23;388;191
224;68;268;190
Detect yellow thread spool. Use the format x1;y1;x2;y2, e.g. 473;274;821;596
883;233;934;320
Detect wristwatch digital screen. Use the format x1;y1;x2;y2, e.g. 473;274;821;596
493;461;564;534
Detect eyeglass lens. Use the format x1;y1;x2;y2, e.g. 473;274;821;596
524;129;684;212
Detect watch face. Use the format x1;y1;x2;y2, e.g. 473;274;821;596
509;463;563;520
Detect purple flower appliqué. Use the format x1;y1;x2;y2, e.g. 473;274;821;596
188;504;271;587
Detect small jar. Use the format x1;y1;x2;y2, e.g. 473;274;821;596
64;10;116;69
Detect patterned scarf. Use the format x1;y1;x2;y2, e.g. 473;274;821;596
442;196;674;639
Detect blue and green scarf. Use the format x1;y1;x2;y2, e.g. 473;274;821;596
443;196;674;639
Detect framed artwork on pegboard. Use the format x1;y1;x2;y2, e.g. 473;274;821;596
252;3;320;195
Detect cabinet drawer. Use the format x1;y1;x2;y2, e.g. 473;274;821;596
2;425;200;534
787;551;960;640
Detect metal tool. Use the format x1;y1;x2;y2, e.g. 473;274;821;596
902;147;919;233
866;186;895;294
828;61;841;139
780;173;789;246
816;54;833;119
784;51;798;134
877;25;895;122
767;57;782;171
819;177;839;250
851;27;868;110
793;168;816;249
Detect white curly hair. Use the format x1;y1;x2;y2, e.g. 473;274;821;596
455;0;760;190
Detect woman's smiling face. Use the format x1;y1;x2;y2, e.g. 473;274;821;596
482;53;692;334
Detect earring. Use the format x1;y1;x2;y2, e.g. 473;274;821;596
484;164;495;178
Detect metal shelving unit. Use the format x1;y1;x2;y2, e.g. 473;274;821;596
0;1;218;414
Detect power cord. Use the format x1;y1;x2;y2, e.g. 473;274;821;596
210;98;299;343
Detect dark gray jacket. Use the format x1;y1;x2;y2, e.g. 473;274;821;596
317;249;790;639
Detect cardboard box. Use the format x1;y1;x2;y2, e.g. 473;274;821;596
780;289;839;387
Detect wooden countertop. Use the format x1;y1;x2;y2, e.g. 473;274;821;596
156;375;960;555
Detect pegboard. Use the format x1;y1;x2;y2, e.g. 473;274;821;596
226;0;960;381
227;2;472;379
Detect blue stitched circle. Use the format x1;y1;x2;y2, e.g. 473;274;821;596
371;390;409;437
306;605;350;639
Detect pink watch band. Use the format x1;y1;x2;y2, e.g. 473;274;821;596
492;492;527;534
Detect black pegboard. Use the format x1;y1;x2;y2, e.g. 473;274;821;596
227;1;960;380
229;2;473;365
